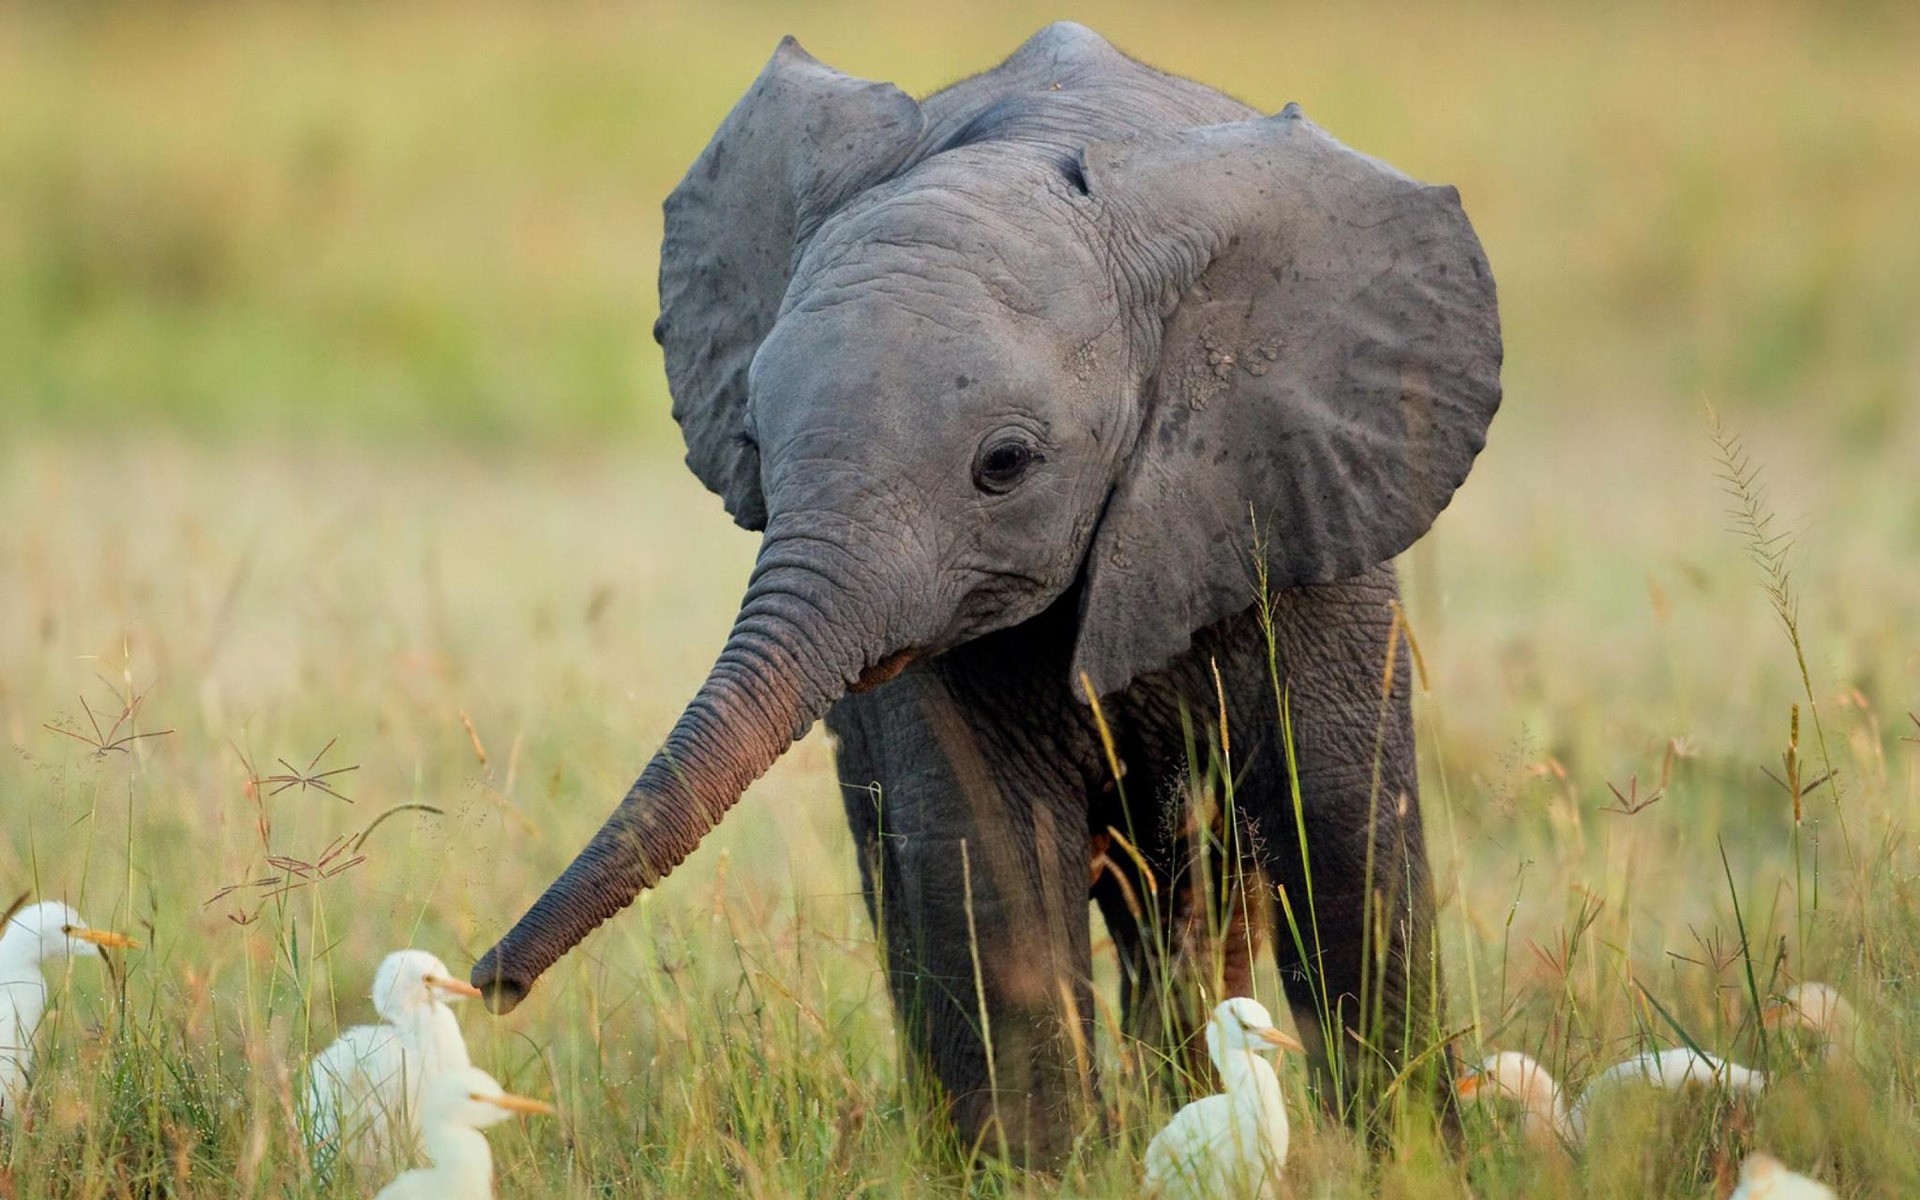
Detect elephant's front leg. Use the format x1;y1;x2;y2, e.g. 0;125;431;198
830;677;1097;1167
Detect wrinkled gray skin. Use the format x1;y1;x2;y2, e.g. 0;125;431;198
472;23;1501;1162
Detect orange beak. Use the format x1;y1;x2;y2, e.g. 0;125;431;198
1454;1071;1482;1098
427;974;485;999
68;927;139;950
480;1092;558;1117
1257;1026;1306;1053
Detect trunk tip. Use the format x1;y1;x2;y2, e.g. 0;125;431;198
471;948;533;1015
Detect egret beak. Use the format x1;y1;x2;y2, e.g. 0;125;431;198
1760;1001;1797;1029
1257;1026;1306;1053
67;927;139;950
1454;1070;1482;1098
427;975;485;999
480;1092;557;1117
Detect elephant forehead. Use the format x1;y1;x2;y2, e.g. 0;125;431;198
752;297;1059;416
790;169;1109;330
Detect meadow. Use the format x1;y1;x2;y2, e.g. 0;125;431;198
2;1;1918;1195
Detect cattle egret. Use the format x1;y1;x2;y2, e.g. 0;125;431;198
1457;1046;1765;1147
0;900;136;1124
1144;997;1304;1200
1455;1051;1576;1146
1730;1151;1836;1199
1579;1046;1767;1100
305;949;482;1171
372;1066;554;1200
1765;982;1855;1062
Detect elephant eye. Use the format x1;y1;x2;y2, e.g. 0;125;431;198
974;436;1039;494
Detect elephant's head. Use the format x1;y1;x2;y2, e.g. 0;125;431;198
472;25;1500;1010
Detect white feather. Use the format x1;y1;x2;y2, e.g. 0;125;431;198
1766;982;1856;1063
304;949;475;1172
1574;1046;1765;1112
1143;998;1298;1200
1459;1044;1767;1146
0;902;126;1124
1730;1152;1836;1199
373;1066;548;1200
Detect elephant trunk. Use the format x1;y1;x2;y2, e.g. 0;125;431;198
471;538;876;1012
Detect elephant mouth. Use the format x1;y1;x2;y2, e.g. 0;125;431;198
851;648;917;693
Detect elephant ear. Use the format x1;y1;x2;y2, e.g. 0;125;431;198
1072;107;1502;697
657;38;924;530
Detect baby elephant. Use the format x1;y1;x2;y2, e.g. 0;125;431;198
475;22;1502;1162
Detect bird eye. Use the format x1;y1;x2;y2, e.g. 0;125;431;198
974;434;1040;494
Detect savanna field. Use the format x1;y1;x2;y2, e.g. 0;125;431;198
3;1;1919;1195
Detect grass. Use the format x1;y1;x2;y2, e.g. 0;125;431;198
2;0;1919;1195
2;422;1915;1196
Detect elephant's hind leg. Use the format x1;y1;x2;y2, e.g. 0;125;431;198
1092;778;1260;1095
1265;817;1452;1137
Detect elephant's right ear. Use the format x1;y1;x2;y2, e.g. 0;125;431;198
657;38;924;530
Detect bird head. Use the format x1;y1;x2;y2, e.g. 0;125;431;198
1734;1151;1834;1197
423;1066;557;1132
2;900;137;965
1763;981;1854;1057
1456;1051;1559;1113
1206;997;1306;1058
370;949;485;1020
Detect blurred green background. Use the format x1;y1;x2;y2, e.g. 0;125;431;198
3;0;1916;448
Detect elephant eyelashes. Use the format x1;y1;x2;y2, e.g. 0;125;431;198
973;437;1039;493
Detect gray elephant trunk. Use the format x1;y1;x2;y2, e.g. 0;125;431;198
471;543;870;1012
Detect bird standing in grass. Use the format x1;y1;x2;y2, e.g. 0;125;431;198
1144;997;1304;1199
1456;1045;1766;1147
1765;982;1855;1062
1580;1046;1767;1102
0;899;137;1124
305;949;483;1171
372;1066;554;1200
1454;1051;1576;1146
1730;1152;1836;1199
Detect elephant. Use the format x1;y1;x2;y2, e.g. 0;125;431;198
471;22;1502;1164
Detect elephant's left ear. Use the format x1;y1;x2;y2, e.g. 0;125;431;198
1070;107;1502;698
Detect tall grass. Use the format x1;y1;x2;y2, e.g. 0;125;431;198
2;428;1915;1196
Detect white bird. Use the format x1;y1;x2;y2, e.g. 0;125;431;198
1579;1045;1767;1102
1764;982;1855;1062
372;1065;554;1200
1457;1045;1766;1147
304;949;483;1172
1730;1151;1836;1199
1144;997;1305;1200
1454;1050;1576;1147
0;899;136;1124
